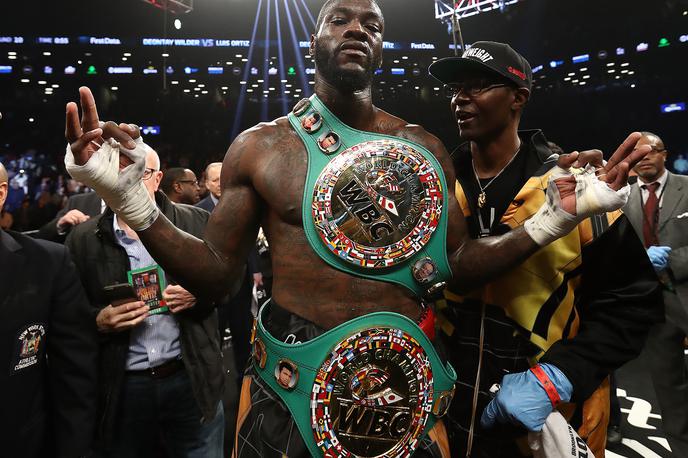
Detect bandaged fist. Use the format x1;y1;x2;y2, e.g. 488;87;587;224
481;363;572;432
64;87;159;231
525;132;651;246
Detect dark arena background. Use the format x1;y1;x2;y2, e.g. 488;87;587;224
1;0;687;175
1;1;687;457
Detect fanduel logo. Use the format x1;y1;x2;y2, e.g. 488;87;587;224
462;47;494;63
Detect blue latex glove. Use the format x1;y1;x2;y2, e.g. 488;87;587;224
647;246;672;272
481;363;573;432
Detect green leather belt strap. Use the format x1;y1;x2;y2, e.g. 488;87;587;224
252;302;457;457
287;94;452;298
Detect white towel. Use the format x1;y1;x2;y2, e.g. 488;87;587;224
528;411;595;458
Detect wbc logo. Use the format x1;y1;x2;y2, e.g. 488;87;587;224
311;139;444;269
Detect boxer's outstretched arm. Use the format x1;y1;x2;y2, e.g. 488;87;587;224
138;132;261;299
398;126;540;292
442;159;541;293
65;86;261;300
402;127;646;294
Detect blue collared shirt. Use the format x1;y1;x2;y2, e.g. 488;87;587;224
113;216;181;370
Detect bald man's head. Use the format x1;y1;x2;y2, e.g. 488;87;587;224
0;161;8;210
634;131;668;183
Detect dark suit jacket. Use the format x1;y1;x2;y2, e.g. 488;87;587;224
36;191;103;242
0;230;98;458
195;194;216;213
624;172;688;332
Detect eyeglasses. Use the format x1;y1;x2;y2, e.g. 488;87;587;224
177;179;199;186
443;82;509;99
142;168;158;180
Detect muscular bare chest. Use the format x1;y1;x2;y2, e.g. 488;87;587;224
252;117;412;225
248;122;420;326
253;130;308;226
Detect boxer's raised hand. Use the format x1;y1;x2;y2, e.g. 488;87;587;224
64;87;159;230
524;132;650;246
558;132;649;191
65;87;139;166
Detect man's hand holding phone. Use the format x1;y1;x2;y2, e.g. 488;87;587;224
97;283;149;333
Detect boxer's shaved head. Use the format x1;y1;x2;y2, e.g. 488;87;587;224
315;0;382;31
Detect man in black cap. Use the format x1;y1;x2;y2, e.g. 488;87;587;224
429;41;663;457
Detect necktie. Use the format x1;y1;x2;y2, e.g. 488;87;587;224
642;182;660;248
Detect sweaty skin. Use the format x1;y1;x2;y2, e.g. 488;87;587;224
65;0;643;330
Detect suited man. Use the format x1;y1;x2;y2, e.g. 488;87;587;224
161;167;201;205
197;162;221;212
0;161;98;457
623;131;688;455
36;190;102;242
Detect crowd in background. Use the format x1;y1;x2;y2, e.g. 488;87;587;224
0;145;220;232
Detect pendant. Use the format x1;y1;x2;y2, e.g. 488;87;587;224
478;192;486;208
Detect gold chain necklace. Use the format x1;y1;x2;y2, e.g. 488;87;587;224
471;144;521;209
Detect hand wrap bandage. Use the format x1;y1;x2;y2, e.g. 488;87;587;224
528;411;595;458
65;137;160;231
525;164;631;246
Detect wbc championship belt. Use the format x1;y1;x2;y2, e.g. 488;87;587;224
251;302;457;457
288;95;452;298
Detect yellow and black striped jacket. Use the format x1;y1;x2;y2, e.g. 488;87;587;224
442;168;623;357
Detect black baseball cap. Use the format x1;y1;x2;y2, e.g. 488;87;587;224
429;41;533;90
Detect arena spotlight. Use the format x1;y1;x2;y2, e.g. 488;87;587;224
260;0;273;120
274;0;288;114
231;0;264;140
174;19;182;30
283;0;312;94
